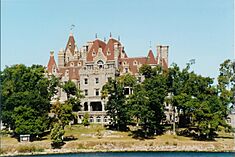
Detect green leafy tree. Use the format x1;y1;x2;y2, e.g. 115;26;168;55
1;64;53;137
50;123;65;148
139;65;168;135
82;112;90;126
102;76;131;131
217;59;235;114
51;100;74;129
62;80;83;111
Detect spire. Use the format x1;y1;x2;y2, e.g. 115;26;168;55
65;33;76;55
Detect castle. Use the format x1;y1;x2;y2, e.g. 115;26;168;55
47;33;170;124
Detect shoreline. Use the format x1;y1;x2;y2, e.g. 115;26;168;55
1;146;235;156
2;149;235;157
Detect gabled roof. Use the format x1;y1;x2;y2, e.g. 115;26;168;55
65;33;76;55
103;38;121;60
87;39;106;61
47;53;58;73
146;49;157;64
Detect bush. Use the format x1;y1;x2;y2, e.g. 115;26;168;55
17;145;44;153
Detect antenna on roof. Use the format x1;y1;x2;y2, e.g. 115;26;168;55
110;32;112;38
118;35;120;41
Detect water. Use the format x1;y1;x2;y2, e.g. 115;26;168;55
19;152;235;157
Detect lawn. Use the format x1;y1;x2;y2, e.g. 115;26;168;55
1;124;234;155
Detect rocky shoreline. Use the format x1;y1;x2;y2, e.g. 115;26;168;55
1;142;234;156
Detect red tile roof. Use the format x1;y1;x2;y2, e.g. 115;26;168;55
87;39;106;61
146;49;157;64
103;38;121;60
47;54;58;73
65;34;76;55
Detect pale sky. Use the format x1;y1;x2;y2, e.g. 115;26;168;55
1;0;234;80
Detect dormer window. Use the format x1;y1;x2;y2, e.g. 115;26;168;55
78;62;81;66
97;60;104;69
123;61;126;65
70;62;74;67
133;61;137;65
125;67;128;73
92;51;96;57
107;51;111;56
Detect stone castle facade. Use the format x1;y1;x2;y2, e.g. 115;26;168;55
47;33;171;124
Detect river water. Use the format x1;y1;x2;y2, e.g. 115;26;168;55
19;152;235;157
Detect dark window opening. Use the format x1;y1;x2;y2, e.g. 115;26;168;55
84;89;88;96
84;78;88;84
84;102;88;111
95;89;99;96
90;102;102;111
95;78;99;84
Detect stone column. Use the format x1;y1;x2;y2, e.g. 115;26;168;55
88;102;91;111
101;101;105;112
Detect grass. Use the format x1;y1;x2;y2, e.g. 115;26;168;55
1;124;234;155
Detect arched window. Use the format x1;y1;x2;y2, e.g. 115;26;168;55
97;60;104;69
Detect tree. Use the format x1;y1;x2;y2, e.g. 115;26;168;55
139;65;168;135
82;112;90;127
51;100;74;129
217;59;235;114
1;64;54;137
102;76;132;131
62;80;83;111
50;123;65;148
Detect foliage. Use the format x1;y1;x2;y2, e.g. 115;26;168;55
50;123;65;148
82;112;90;126
51;100;74;129
0;64;54;136
62;80;83;111
217;59;235;113
102;76;131;131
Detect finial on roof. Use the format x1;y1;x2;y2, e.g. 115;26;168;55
95;33;98;38
104;37;106;42
70;24;75;35
149;41;152;49
110;32;112;38
118;35;120;41
50;51;54;56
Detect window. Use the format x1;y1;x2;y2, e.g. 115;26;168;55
133;61;137;65
125;68;128;73
90;117;94;123
104;116;108;122
107;77;112;81
124;87;130;95
92;51;96;57
97;60;104;69
95;78;99;84
84;78;88;84
96;116;101;123
95;89;99;96
84;89;88;96
70;62;74;66
107;51;111;56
